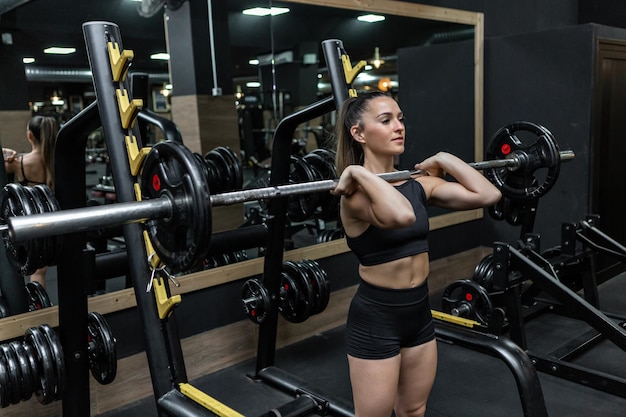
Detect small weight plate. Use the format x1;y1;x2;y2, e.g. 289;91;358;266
87;312;117;385
241;279;271;324
0;347;11;408
0;343;23;405
39;324;66;399
9;341;34;402
24;326;56;405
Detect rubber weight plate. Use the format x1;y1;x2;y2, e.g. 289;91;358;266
140;141;212;273
87;312;117;385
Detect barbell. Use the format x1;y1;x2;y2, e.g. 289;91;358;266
0;125;574;273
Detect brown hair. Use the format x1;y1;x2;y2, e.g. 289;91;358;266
28;116;58;188
334;91;388;174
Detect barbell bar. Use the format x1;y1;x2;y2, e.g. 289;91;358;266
1;149;574;243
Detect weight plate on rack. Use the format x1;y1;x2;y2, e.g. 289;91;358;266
282;260;314;322
33;185;62;267
24;326;56;405
0;183;38;276
304;150;339;219
9;340;34;402
215;146;243;191
0;343;23;405
300;259;330;315
287;156;319;222
140;141;212;273
278;272;302;321
241;279;271;324
87;312;117;385
39;324;65;399
0;347;10;408
26;281;52;311
204;148;231;193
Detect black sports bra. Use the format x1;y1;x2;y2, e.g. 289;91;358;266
19;155;45;186
345;180;429;266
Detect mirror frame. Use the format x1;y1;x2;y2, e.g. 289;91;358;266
0;1;484;338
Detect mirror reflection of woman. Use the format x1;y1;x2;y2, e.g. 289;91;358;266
332;91;501;417
3;115;58;287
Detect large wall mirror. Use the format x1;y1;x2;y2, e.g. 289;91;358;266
0;0;484;338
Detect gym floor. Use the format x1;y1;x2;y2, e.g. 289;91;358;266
96;274;626;417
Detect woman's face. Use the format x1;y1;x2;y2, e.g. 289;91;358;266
351;96;405;156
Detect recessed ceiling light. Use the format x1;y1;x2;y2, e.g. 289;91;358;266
357;14;385;23
150;52;170;60
23;57;35;64
44;47;76;55
242;7;289;16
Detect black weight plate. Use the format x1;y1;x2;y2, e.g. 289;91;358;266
0;343;23;404
29;185;53;267
26;281;52;311
241;279;271;324
296;259;325;314
204;148;231;193
472;254;495;292
39;324;65;399
300;259;330;314
282;260;314;322
485;121;561;200
303;151;339;219
441;280;493;325
33;185;62;267
21;341;39;396
87;312;117;385
0;183;38;276
24;326;56;405
140;141;212;273
215;146;243;191
21;187;46;271
202;155;221;192
0;347;10;408
193;152;213;194
287;156;319;222
278;272;302;321
9;341;34;402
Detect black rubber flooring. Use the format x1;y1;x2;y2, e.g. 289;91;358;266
98;275;626;417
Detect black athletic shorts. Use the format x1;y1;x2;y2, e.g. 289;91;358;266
345;279;436;360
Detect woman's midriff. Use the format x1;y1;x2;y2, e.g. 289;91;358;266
358;252;430;289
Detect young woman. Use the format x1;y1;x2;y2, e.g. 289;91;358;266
3;115;58;286
332;91;501;417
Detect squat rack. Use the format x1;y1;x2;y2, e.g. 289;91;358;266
47;21;551;417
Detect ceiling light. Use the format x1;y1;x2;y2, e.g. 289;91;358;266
370;47;385;69
22;57;35;64
246;81;261;88
248;58;260;65
44;47;76;55
242;7;289;16
357;14;385;23
150;52;170;60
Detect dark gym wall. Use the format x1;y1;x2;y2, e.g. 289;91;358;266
483;23;626;249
